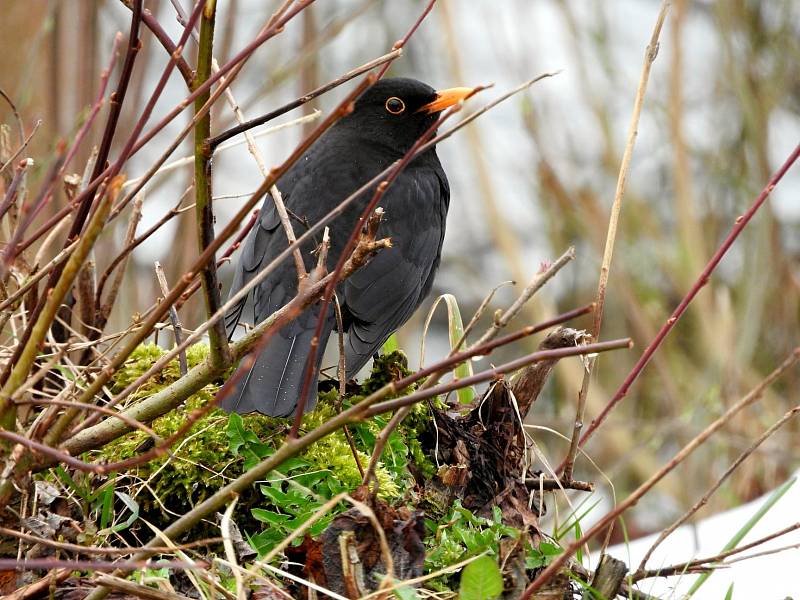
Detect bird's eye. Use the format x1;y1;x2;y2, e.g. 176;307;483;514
385;97;405;115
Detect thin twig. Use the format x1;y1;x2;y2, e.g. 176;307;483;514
17;0;308;260
469;246;575;349
0;123;41;178
0;87;25;147
633;521;800;581
524;476;594;492
364;339;632;417
0;158;33;223
95;186;193;309
457;279;514;348
135;7;194;83
155;262;188;376
13;398;159;439
562;0;670;482
376;0;436;78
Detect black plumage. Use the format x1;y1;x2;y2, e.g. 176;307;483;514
222;78;470;416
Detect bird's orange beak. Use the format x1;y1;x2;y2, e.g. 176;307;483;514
418;87;476;114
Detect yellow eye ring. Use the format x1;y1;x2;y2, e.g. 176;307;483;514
385;97;405;114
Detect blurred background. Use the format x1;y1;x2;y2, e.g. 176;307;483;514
1;0;799;544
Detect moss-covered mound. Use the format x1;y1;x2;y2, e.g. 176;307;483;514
95;344;433;551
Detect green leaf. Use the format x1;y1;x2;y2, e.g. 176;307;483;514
276;457;311;474
420;294;475;404
526;541;563;569
393;584;419;599
459;555;503;600
575;522;584;564
247;528;287;556
100;491;139;534
526;550;546;569
555;496;602;540
225;413;247;455
53;466;87;501
724;583;734;600
539;541;563;557
98;485;114;531
251;509;291;526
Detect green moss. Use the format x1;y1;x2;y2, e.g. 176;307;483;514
96;345;426;543
300;396;400;497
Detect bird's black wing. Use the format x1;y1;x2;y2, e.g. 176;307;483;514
342;165;449;377
223;196;282;340
221;163;337;416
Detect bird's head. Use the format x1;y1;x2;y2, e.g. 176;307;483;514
340;77;473;154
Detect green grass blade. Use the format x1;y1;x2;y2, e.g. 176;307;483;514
686;476;796;597
382;333;399;354
420;294;475;404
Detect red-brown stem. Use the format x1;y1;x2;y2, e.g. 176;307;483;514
13;0;205;255
0;0;148;382
58;32;123;189
565;142;800;465
69;0;313;230
139;9;194;83
67;0;143;243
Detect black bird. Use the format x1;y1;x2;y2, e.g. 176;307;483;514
222;78;471;416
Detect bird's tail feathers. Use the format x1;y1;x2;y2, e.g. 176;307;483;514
220;324;332;417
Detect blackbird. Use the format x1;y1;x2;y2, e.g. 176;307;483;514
222;78;472;416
